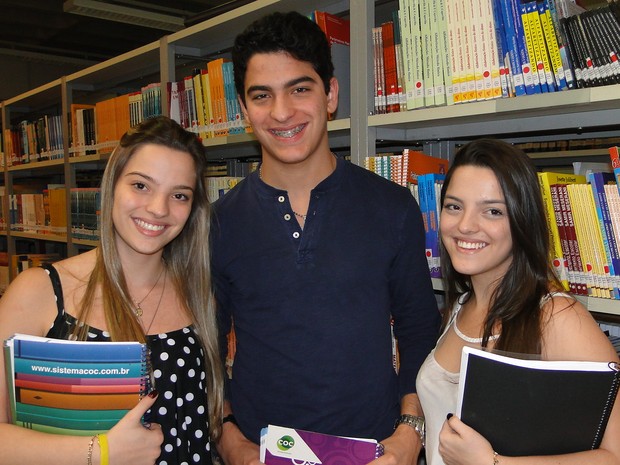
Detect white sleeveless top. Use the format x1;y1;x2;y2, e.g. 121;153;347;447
416;292;570;465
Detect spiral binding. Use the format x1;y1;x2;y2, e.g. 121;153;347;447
590;362;620;449
140;346;154;398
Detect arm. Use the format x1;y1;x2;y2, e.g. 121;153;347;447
0;268;163;465
438;296;620;465
372;393;425;465
373;197;440;465
215;401;262;465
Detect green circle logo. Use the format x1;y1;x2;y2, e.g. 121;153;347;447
277;435;295;451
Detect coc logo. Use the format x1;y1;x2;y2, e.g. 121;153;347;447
277;435;295;451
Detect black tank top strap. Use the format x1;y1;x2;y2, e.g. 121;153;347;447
40;263;67;339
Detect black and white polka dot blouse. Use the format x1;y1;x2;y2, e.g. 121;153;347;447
41;264;213;465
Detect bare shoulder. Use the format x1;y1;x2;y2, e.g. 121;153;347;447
541;293;619;362
0;266;58;339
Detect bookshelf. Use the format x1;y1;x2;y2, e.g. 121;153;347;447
1;0;620;316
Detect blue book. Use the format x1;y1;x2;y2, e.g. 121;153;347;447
587;172;620;299
11;336;146;363
496;0;527;95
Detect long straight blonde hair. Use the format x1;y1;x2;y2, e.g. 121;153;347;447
75;116;224;440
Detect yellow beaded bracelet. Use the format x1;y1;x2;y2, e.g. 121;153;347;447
99;434;109;465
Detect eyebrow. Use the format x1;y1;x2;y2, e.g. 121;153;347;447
246;75;318;94
125;171;195;191
444;194;505;205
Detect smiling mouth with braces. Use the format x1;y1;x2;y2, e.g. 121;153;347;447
272;125;304;138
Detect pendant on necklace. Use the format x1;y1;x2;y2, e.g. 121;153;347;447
134;304;143;318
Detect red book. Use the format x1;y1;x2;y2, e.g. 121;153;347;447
381;21;400;113
314;11;350;45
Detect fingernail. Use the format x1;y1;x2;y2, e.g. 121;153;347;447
143;422;152;429
447;413;453;420
148;390;159;398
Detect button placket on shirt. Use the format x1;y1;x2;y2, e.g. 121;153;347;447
277;194;301;239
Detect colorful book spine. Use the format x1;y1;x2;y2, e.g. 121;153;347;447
587;172;620;298
555;182;588;295
419;173;445;278
538;0;568;90
537;172;586;291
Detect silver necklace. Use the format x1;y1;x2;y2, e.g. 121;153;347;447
259;165;307;220
133;266;165;318
453;318;500;344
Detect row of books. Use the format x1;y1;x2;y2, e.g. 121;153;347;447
3;10;349;166
68;84;162;159
373;0;620;113
539;146;620;299
0;186;67;236
2;115;64;166
70;188;101;241
167;58;251;141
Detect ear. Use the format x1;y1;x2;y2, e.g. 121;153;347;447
326;77;339;115
238;95;251;124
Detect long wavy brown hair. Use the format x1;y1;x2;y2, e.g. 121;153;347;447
440;138;566;354
74;116;224;439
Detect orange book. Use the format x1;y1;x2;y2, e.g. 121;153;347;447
207;58;229;137
20;388;141;410
403;149;449;185
113;94;131;140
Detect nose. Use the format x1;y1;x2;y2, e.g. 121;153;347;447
457;209;478;233
146;193;169;217
270;95;294;122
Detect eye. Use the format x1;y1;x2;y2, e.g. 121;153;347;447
250;92;269;101
172;191;193;202
293;86;310;94
487;207;505;217
442;202;461;212
132;182;147;191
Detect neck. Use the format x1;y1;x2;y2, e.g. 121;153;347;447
260;150;336;193
121;254;166;288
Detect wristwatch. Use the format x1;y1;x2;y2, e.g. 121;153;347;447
394;414;425;447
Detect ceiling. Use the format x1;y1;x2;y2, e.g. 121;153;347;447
0;0;253;100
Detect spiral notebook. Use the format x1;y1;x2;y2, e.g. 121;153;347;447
3;333;151;436
456;346;620;456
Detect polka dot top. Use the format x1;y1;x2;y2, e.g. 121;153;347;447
41;264;213;465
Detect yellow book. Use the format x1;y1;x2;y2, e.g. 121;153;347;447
192;72;206;140
200;69;214;139
520;2;542;91
566;183;596;296
527;2;554;91
537;172;585;291
538;2;567;90
579;183;613;298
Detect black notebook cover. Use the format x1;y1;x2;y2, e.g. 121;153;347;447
456;347;619;456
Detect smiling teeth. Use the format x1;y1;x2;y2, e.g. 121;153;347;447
457;240;486;250
136;219;164;231
272;125;303;138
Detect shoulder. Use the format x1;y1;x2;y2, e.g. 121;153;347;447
541;293;619;362
0;266;58;338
